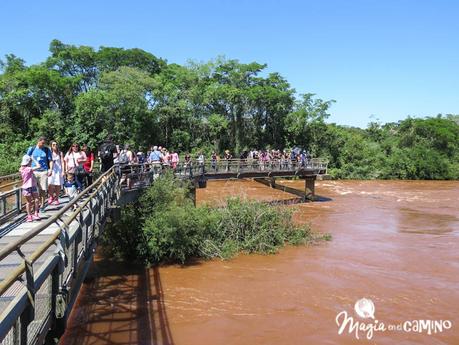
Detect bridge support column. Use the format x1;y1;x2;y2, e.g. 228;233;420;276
190;183;197;206
269;177;276;188
304;175;316;200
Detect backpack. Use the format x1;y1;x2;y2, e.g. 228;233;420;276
100;143;114;161
118;150;129;164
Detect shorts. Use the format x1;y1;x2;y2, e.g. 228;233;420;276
22;186;38;197
34;171;48;194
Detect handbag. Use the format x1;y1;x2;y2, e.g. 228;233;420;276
72;153;87;179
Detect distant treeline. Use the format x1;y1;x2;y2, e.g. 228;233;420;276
1;40;458;179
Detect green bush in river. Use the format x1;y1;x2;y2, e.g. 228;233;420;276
104;172;330;264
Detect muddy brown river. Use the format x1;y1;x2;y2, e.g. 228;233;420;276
60;180;459;345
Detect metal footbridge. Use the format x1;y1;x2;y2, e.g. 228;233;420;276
0;158;328;345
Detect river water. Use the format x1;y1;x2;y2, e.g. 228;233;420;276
60;180;459;345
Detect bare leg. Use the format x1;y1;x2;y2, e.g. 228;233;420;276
40;192;46;209
25;195;32;216
48;185;54;201
34;195;40;215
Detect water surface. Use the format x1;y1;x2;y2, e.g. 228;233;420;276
61;180;459;345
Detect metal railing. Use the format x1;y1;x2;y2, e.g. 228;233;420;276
0;157;327;344
0;167;120;345
116;158;328;181
0;158;328;224
173;157;328;176
0;189;24;226
0;174;20;185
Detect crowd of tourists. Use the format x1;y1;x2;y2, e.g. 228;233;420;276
18;135;312;222
19;137;97;222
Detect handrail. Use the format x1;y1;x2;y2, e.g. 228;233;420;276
0;157;329;182
0;167;115;262
0;169;116;296
0;180;22;191
0;157;327;344
0;173;20;183
0;166;119;344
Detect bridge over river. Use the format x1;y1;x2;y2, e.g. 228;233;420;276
0;158;327;345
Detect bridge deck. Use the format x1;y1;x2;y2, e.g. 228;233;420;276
0;196;90;310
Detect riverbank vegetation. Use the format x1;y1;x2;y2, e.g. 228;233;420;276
1;40;458;179
102;172;328;264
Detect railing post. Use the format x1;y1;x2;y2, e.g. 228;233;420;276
15;188;21;215
0;192;5;217
19;309;31;345
304;175;316;200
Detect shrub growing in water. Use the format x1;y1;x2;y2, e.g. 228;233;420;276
105;172;330;264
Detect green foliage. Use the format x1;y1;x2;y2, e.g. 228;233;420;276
143;204;218;263
1;40;458;180
0;140;34;175
200;198;316;259
104;173;324;264
100;205;148;262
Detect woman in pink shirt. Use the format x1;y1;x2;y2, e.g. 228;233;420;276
20;155;41;222
170;151;179;170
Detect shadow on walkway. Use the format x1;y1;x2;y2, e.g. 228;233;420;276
60;258;174;345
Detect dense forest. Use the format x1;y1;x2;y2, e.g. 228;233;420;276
1;40;458;179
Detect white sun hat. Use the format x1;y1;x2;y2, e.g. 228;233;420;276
21;154;32;166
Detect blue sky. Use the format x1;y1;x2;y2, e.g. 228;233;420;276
1;0;458;127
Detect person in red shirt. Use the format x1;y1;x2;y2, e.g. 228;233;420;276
82;144;95;187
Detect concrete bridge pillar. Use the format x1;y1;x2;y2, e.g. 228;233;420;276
304;175;316;200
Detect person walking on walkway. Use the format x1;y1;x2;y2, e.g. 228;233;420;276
211;151;218;171
197;152;205;174
20;155;41;222
170;150;179;170
48;141;64;205
26;136;53;212
64;143;87;191
98;135;118;173
224;150;232;172
184;152;192;177
82;144;95;187
148;146;163;176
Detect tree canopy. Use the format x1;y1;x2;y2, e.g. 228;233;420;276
1;40;458;179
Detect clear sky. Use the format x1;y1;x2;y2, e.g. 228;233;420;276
1;0;458;127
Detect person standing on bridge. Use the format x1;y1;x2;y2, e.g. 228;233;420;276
170;150;179;170
64;143;87;192
98;135;119;173
211;151;218;171
81;144;95;187
184;152;192;177
47;141;64;205
224;150;232;172
20;155;41;222
197;152;205;174
148;146;163;176
26;136;53;213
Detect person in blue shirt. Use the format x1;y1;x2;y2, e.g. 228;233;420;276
148;146;163;163
26;136;53;212
148;146;163;175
